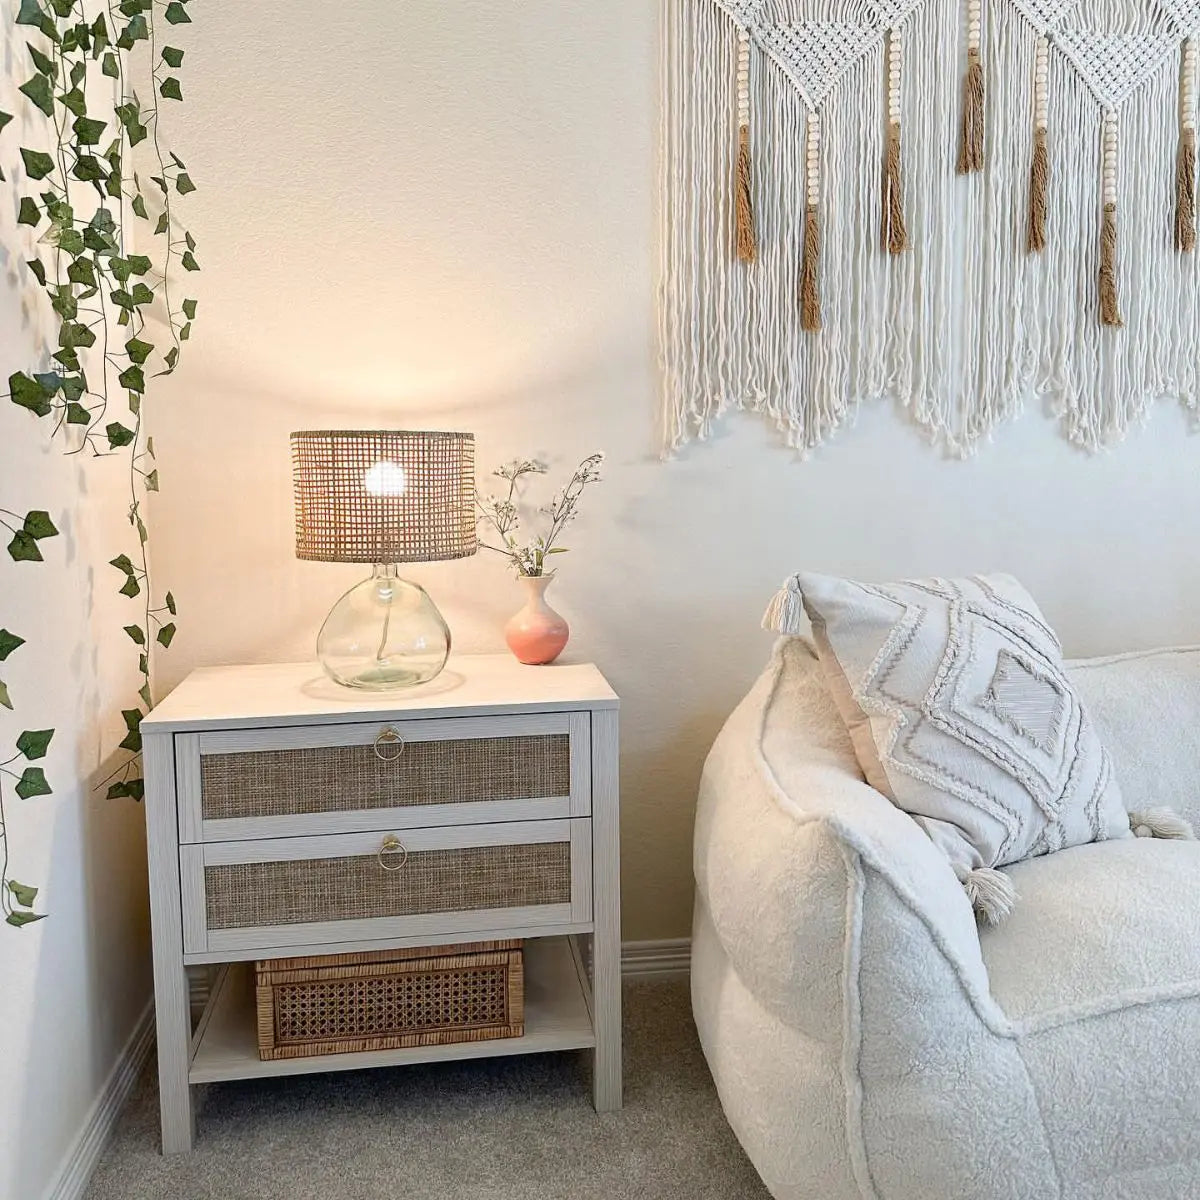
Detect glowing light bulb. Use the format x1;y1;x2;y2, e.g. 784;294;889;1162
364;460;408;497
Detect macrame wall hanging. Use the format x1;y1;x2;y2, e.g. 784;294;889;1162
661;0;1200;457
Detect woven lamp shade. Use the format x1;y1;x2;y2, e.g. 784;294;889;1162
292;430;477;564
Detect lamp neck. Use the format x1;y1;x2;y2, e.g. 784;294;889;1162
371;563;399;581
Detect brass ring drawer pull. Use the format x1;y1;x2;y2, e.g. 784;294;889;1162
373;728;406;762
377;835;408;872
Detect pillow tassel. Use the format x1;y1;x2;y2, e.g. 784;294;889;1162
1129;807;1195;841
762;578;805;635
963;867;1016;927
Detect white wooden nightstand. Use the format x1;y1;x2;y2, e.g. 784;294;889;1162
141;654;621;1154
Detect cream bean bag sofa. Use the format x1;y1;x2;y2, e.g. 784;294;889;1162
692;638;1200;1200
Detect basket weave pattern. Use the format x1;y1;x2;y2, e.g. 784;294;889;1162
206;842;571;930
255;942;524;1059
200;734;571;822
291;430;476;564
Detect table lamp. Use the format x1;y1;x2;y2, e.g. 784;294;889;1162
291;429;477;689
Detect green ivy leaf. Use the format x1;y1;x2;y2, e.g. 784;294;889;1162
159;77;182;102
131;194;148;220
0;631;25;662
26;259;47;286
8;881;38;907
24;511;58;540
33;372;60;396
73;116;107;145
118;364;145;392
19;75;54;118
138;653;148;675
60;322;97;350
145;469;160;492
0;681;10;709
162;46;184;68
110;553;135;574
175;172;195;195
118;574;140;598
60;375;85;402
180;250;199;272
179;323;191;342
122;709;142;732
68;58;86;88
138;683;152;708
72;155;105;184
51;286;78;320
101;52;118;78
110;288;134;311
17;197;40;226
10;371;52;417
129;283;152;306
16;729;54;760
28;44;56;76
165;591;176;615
157;622;176;649
106;422;135;448
125;338;153;364
163;347;179;371
153;212;168;236
58;87;86;118
66;401;90;425
20;148;56;180
119;712;142;752
127;254;152;275
164;1;191;23
15;0;45;27
6;911;46;928
50;0;73;16
184;230;196;251
59;228;86;256
67;258;96;288
182;298;197;320
146;436;155;458
123;624;145;645
16;767;52;799
7;532;42;563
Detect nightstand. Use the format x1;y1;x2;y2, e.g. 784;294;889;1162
141;654;621;1154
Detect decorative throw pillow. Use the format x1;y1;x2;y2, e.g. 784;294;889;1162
764;572;1133;923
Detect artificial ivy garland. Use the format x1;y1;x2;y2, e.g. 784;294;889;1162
0;0;197;927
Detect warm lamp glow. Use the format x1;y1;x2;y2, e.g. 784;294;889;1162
364;460;408;497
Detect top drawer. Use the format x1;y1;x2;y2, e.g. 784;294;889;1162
176;712;591;843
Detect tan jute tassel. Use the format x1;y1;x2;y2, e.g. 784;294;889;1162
735;30;757;263
800;111;822;332
1100;111;1122;328
882;30;908;255
1177;39;1197;254
957;2;985;176
1028;37;1049;253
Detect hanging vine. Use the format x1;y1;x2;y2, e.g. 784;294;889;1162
0;0;197;926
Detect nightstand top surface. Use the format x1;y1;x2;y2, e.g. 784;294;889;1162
143;653;618;733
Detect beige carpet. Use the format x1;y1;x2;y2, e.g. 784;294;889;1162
84;979;772;1199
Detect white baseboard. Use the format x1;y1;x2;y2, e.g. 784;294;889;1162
43;999;155;1200
621;937;691;981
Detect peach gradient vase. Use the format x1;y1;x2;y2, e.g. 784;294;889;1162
505;573;569;665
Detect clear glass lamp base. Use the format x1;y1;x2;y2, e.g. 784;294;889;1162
317;564;450;690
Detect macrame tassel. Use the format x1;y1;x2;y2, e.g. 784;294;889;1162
882;29;908;256
1099;111;1123;329
735;29;757;263
1130;808;1196;841
800;111;822;332
1028;37;1049;253
1177;39;1197;255
957;1;985;175
762;577;805;635
963;867;1016;927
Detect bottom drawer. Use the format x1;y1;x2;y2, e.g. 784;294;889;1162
181;819;592;955
255;941;525;1060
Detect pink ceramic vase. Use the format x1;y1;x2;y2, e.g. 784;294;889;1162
505;573;569;665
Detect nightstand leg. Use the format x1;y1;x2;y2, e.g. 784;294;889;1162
590;710;623;1112
144;732;196;1153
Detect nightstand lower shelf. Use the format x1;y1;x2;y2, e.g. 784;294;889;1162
189;935;596;1084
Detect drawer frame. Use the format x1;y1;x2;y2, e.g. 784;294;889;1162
176;711;592;844
180;818;593;956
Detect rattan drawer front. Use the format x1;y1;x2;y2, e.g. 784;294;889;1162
176;712;591;843
180;819;593;955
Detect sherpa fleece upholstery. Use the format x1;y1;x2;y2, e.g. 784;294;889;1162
693;638;1200;1200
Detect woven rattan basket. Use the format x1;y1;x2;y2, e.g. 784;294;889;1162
254;940;524;1060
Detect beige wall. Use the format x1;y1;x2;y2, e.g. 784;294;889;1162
148;0;1200;943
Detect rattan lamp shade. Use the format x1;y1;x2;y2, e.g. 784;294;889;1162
292;430;477;564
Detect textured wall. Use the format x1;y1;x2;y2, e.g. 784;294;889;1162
146;0;1200;943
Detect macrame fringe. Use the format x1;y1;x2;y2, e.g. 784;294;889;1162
762;578;805;635
735;29;757;263
1177;128;1196;253
801;110;822;331
958;46;985;175
964;867;1016;927
1130;807;1196;841
1028;127;1048;253
736;125;757;263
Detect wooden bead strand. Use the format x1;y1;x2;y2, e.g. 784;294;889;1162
800;110;823;332
735;28;757;263
1177;37;1197;254
882;27;909;256
1100;109;1123;328
1028;34;1050;253
958;0;985;174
